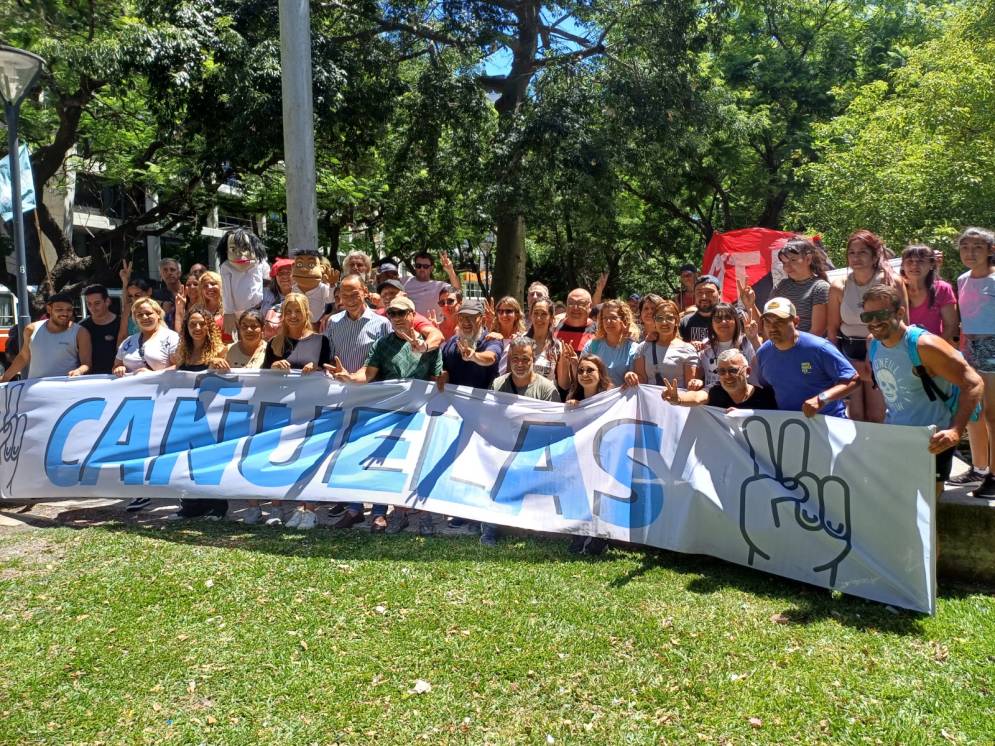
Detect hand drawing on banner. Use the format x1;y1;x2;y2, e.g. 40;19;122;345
0;383;28;491
739;416;852;586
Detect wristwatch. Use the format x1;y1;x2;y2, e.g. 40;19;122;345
816;391;829;405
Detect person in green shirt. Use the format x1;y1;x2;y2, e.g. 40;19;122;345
329;294;442;534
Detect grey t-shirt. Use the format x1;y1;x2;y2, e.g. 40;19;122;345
771;276;829;332
491;373;561;402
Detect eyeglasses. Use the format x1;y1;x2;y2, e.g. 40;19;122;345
498;309;516;315
859;309;894;324
439;298;458;306
387;308;409;318
577;366;598;375
414;263;433;270
716;366;742;376
653;315;677;323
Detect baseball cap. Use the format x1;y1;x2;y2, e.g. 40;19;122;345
762;297;797;319
458;298;484;316
379;262;398;273
270;257;294;277
627;293;641;302
377;278;404;293
387;295;415;313
694;274;721;288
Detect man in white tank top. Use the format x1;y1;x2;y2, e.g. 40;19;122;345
1;292;92;382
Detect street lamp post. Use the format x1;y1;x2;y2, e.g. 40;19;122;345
0;45;45;333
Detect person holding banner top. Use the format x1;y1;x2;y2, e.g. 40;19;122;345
862;284;984;497
1;292;91;382
633;299;699;388
165;306;231;521
661;348;777;411
756;297;859;418
262;292;331;530
330;294;443;535
480;336;563;546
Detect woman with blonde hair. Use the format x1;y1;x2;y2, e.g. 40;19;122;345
176;270;230;342
261;292;331;529
582;299;638;386
488;296;526;372
633;299;700;388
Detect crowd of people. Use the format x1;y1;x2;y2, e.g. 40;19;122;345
3;226;994;548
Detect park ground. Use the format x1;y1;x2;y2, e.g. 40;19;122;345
1;499;993;745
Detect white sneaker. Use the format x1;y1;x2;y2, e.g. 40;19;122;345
265;509;284;527
242;506;263;525
296;510;317;530
285;508;303;529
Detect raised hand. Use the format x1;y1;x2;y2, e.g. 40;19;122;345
427;309;440;325
661;377;680;404
483;298;496;330
323;356;352;383
457;338;474;361
399;329;427;354
440;251;454;273
687;378;704;391
118;258;133;290
739;416;852;586
737;276;756;310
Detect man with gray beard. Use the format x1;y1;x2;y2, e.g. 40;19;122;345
438;298;503;390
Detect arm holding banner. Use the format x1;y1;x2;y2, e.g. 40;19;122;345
919;334;984;454
0;322;36;382
801;377;859;417
67;326;92;377
660;377;708;406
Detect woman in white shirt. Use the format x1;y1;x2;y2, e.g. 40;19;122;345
113;298;180;376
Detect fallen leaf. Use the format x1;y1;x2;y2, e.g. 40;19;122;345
187;680;196;694
409;679;432;694
299;640;309;651
204;578;214;588
374;605;387;615
748;717;763;728
770;613;790;625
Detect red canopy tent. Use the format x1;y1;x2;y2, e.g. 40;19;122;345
701;227;796;302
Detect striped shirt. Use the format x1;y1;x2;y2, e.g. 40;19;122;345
323;306;391;372
770;276;829;333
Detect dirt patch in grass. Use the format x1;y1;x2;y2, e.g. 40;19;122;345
0;536;66;580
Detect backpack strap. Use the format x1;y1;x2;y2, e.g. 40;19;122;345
905;326;951;403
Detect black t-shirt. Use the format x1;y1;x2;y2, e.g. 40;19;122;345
679;312;712;343
706;383;778;410
81;316;120;375
263;333;331;370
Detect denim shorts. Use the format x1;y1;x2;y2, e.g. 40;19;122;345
966;335;995;373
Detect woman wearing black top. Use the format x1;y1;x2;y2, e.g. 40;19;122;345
262;293;331;530
166;307;230;520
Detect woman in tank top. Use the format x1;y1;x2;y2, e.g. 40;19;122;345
828;229;908;422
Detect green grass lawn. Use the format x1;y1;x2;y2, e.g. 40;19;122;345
1;521;992;744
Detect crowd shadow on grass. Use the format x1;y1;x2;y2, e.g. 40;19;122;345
0;503;942;635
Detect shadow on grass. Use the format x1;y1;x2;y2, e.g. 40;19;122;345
1;503;956;635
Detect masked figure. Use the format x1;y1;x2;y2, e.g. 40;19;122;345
291;249;333;327
217;228;269;334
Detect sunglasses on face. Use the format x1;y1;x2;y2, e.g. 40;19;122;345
577;366;598;375
387;309;409;318
859;309;894;324
414;263;432;269
497;309;516;315
653;315;677;323
716;366;742;376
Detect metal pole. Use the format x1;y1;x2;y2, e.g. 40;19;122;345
5;101;31;332
277;0;318;254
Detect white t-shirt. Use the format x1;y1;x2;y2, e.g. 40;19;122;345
116;329;180;372
402;277;448;317
221;259;270;315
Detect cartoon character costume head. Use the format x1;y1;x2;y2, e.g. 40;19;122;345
216;228;267;272
291;249;324;292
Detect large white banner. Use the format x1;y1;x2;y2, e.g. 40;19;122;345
0;371;936;612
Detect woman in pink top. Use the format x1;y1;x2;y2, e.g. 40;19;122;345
902;244;958;344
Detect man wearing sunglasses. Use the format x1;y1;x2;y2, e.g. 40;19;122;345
756;297;859;418
402;250;462;317
660;348;777;411
375;279;444;351
863;284;984;496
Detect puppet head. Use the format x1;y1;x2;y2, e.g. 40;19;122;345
291;249;324;292
218;228;266;273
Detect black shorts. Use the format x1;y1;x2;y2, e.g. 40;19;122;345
935;446;955;483
838;334;868;361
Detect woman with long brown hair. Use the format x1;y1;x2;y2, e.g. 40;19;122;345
828;229;908;422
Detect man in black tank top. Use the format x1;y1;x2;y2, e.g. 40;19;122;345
80;285;120;375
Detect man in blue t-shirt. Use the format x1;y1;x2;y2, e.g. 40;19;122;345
756;297;859;418
439;298;503;390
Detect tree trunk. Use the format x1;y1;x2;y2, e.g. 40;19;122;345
490;212;525;301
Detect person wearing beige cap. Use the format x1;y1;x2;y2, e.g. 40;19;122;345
755;297;859;418
330;293;443;534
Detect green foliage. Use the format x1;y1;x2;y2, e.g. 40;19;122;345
794;1;995;256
